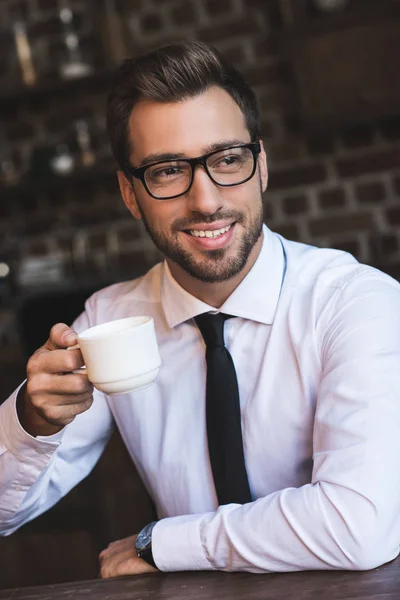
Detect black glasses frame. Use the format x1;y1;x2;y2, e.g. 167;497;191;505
125;141;261;200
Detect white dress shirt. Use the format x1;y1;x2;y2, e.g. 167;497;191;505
1;225;400;573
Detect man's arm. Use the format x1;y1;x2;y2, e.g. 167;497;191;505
0;315;114;535
148;273;400;573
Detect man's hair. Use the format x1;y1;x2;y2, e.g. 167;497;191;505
106;40;261;172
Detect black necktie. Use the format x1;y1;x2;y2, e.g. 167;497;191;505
195;312;252;505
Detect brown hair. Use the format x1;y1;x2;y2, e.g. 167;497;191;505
106;40;261;172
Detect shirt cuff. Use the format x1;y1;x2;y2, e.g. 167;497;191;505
152;512;216;572
0;382;65;460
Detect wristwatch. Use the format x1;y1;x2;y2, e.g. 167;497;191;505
135;521;157;568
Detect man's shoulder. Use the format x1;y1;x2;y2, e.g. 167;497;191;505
280;236;358;286
279;234;400;301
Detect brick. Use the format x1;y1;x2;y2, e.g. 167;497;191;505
101;176;121;196
252;37;280;59
309;212;373;237
370;232;398;260
140;12;164;34
374;261;400;282
336;150;400;178
393;176;400;196
260;118;273;138
86;231;107;251
218;41;248;66
269;141;303;163
385;206;400;225
116;224;142;245
198;15;260;43
318;188;347;210
257;86;294;113
204;0;236;16
69;205;99;227
240;0;282;26
272;222;300;241
117;249;148;272
55;236;74;254
282;194;308;215
170;2;197;26
262;199;274;220
341;126;374;149
379;115;400;142
355;181;386;204
268;163;327;190
243;61;288;87
330;237;361;258
263;0;284;28
306;135;335;156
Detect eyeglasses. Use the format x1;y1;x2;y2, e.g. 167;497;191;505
126;141;261;200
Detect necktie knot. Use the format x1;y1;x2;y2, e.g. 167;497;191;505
195;313;228;348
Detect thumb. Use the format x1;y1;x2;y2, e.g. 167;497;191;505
45;323;77;351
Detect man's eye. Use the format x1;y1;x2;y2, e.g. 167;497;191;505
221;156;240;165
151;166;183;179
212;155;243;169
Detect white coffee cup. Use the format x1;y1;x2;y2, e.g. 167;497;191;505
70;316;161;395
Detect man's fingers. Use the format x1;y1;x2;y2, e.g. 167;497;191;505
45;323;77;351
27;372;93;400
28;347;84;376
33;394;94;426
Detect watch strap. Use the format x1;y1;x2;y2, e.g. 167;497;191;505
137;545;157;568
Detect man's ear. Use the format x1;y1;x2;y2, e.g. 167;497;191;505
117;171;142;220
258;140;268;193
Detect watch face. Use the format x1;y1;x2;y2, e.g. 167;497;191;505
136;522;156;551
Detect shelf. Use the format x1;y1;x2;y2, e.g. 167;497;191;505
0;69;115;108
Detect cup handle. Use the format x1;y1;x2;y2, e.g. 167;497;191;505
67;343;87;374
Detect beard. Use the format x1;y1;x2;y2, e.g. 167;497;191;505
136;193;264;284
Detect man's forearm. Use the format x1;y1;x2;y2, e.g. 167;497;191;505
152;480;400;573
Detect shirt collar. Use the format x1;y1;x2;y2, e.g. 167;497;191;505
161;224;286;328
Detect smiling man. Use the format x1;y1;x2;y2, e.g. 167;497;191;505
1;41;400;578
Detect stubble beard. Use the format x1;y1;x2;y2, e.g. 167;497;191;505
136;195;264;284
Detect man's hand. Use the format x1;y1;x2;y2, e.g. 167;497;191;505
18;323;94;437
99;535;158;578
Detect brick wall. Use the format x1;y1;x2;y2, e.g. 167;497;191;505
1;0;400;290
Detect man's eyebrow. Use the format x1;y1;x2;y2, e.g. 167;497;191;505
137;139;250;167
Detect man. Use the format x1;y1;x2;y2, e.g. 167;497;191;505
1;40;400;577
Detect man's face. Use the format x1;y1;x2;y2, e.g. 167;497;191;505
119;86;268;283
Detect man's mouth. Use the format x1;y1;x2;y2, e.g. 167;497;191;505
187;224;233;238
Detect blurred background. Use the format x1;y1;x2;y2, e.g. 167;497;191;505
0;0;399;589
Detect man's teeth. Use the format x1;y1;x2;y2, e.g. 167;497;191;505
189;225;232;238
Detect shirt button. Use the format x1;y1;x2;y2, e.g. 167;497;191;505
35;447;47;455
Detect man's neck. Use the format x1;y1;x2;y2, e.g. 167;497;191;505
166;233;264;308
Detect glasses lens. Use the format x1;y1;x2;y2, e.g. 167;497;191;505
144;161;191;198
206;146;255;185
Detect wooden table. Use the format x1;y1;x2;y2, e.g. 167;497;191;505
1;558;400;600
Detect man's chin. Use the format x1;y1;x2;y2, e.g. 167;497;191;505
178;254;248;283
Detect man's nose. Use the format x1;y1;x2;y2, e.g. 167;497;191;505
185;165;223;215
